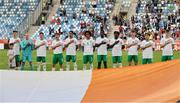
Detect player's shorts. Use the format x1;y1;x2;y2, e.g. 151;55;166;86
15;55;20;62
128;55;138;63
53;53;64;65
37;56;46;62
22;55;32;62
97;55;107;62
112;56;122;63
142;58;152;64
161;55;173;62
83;55;93;64
66;55;76;62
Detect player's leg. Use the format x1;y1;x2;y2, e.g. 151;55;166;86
72;55;77;71
52;54;58;71
83;55;88;70
117;56;122;68
134;55;138;65
147;59;152;64
66;55;71;71
97;55;102;69
112;56;117;68
161;56;167;62
37;57;41;71
15;55;21;70
142;58;147;64
167;55;173;61
42;57;46;71
58;53;64;71
89;55;94;70
128;55;132;66
21;55;26;70
103;55;107;69
28;55;33;70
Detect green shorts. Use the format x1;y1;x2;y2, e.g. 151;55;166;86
128;55;138;63
83;55;93;64
37;56;46;62
66;55;76;62
15;55;20;62
142;58;152;64
53;53;64;65
97;55;107;62
112;56;122;63
161;56;173;62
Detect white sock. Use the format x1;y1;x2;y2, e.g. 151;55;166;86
90;64;93;70
37;62;41;71
83;64;86;71
59;68;63;71
118;63;122;68
43;63;46;71
113;64;116;68
18;67;21;70
52;68;56;71
74;62;78;71
66;62;70;71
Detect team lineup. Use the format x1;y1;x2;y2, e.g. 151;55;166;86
7;30;175;71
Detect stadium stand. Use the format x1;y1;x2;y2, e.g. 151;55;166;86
0;0;40;39
32;0;114;40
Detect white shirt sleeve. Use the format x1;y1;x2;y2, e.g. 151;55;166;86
95;38;100;44
92;39;95;46
137;38;141;45
81;40;84;46
9;38;14;44
106;38;110;45
120;39;124;45
35;40;39;46
74;38;78;45
171;38;175;44
140;41;145;48
160;39;164;45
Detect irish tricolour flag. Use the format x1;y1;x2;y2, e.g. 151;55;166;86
1;60;180;102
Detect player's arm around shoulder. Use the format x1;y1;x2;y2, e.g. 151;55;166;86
126;38;132;48
160;38;166;48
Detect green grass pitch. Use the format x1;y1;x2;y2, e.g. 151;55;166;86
0;50;179;71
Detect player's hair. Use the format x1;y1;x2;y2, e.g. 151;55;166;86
13;30;18;33
131;29;136;33
84;31;92;36
55;32;60;35
39;32;44;35
145;32;150;36
9;43;14;46
69;31;74;34
114;31;120;35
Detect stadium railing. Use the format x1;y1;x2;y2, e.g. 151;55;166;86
15;0;43;38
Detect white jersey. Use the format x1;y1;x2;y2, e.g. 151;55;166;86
110;38;124;56
65;37;78;55
160;37;175;56
127;37;140;55
141;40;154;59
82;38;95;55
9;38;20;55
35;39;47;57
51;39;63;54
95;37;109;55
7;49;16;67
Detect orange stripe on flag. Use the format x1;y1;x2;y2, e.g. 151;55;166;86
82;59;180;102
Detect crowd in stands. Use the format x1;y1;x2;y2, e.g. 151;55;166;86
116;0;179;42
32;0;115;40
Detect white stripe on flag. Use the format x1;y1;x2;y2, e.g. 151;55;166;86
0;70;92;102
